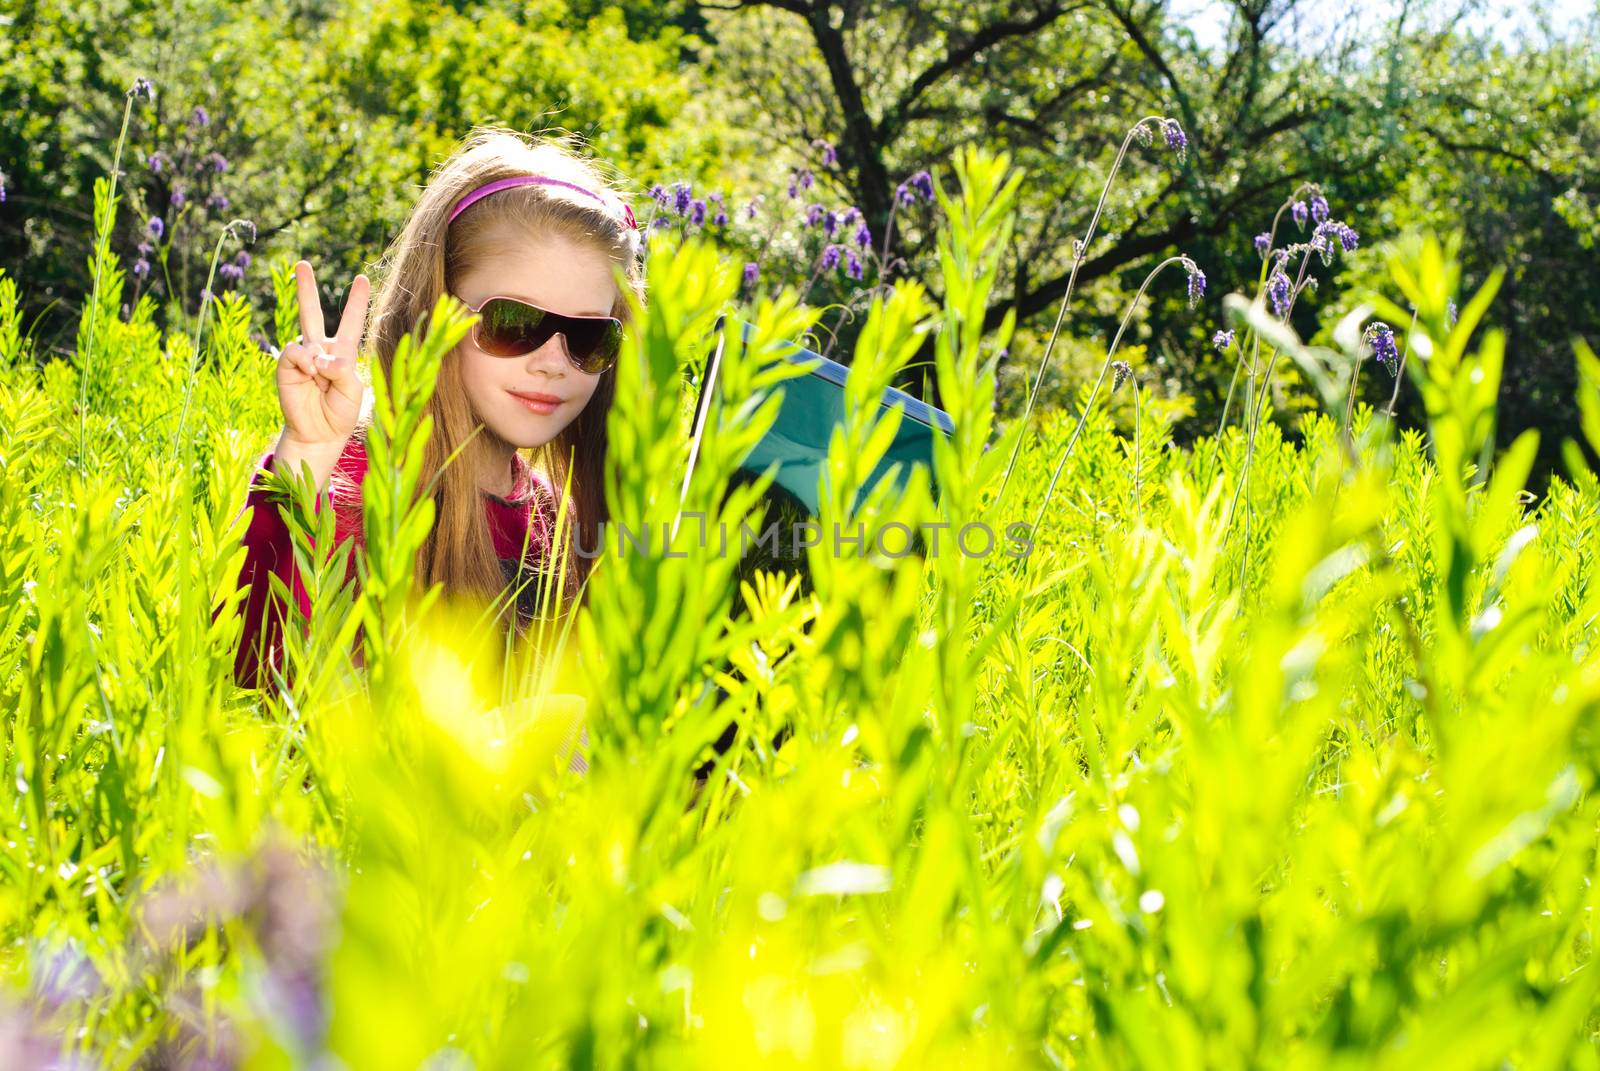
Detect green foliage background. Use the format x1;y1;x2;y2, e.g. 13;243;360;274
3;0;1594;478
0;0;733;344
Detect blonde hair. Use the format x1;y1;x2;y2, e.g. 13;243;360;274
354;126;645;627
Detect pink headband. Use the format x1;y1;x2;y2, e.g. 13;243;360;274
448;174;640;230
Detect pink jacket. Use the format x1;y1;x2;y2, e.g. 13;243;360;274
230;434;559;691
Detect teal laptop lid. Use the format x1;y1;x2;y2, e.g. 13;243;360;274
680;316;954;518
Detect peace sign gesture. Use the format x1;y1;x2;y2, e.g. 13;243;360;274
275;259;370;454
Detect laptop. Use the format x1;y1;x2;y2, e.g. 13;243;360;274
677;315;954;520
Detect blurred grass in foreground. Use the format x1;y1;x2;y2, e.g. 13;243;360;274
1;151;1600;1068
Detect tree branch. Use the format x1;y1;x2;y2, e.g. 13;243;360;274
1420;126;1560;185
876;2;1084;143
1100;0;1198;138
982;147;1389;333
803;2;894;238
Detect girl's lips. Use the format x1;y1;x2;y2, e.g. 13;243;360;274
508;389;563;414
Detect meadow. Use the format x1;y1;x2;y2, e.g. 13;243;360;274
3;93;1600;1070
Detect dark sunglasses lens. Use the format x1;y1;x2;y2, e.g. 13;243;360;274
477;298;549;357
476;298;621;373
563;318;624;374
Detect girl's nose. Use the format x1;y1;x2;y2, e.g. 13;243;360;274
523;334;570;374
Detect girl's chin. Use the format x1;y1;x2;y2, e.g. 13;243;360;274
483;412;568;451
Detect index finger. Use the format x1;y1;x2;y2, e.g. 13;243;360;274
333;273;371;356
294;260;327;343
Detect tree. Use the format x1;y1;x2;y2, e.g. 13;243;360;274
690;0;1595;462
1357;25;1599;486
0;0;737;358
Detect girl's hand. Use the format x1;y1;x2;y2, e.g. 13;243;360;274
276;259;370;452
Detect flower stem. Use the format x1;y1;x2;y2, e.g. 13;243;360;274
1028;254;1191;544
1258;183;1321;270
995;115;1167;511
1341;342;1364;456
1206;180;1320;483
1223;246;1316;542
876;200;900;280
1385;308;1419;419
169;219;250;462
77;92;137;467
1131;381;1143;518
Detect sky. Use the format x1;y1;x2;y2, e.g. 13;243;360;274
1164;0;1599;53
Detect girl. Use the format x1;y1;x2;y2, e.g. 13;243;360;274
232;127;645;696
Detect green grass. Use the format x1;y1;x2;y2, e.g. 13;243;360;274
2;146;1600;1070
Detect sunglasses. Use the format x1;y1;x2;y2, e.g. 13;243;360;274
461;294;624;375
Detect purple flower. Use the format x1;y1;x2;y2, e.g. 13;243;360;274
129;77;154;100
1213;328;1234;351
823;210;841;238
234;250;252;268
647;183;668;207
137;241;152;256
0;173;9;204
146;216;164;240
218;263;243;284
688;199;707;226
1254;232;1270;256
650;214;674;231
1186;264;1206;308
206;191;229;211
171;187;186;208
845;249;863;280
200;286;214;303
190;105;210;128
1267;269;1292;317
813;139;837;167
0;1006;64;1067
895;172;935;208
1366;322;1400;373
147;151;168;174
672;182;692;216
712;208;728;226
1309;193;1329;223
1447;299;1457;325
1162;118;1187;153
1309;233;1332;265
799;169;814;191
208;152;228;174
145;841;337;1055
804;202;825;227
742;261;759;288
821;244;842;271
744;197;761;221
1112;360;1134;390
853;220;872;248
132;258;150;278
1314;219;1358;254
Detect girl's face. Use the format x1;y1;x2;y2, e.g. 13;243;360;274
453;231;619;450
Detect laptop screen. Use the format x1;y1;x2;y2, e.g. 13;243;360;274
679;316;954;518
